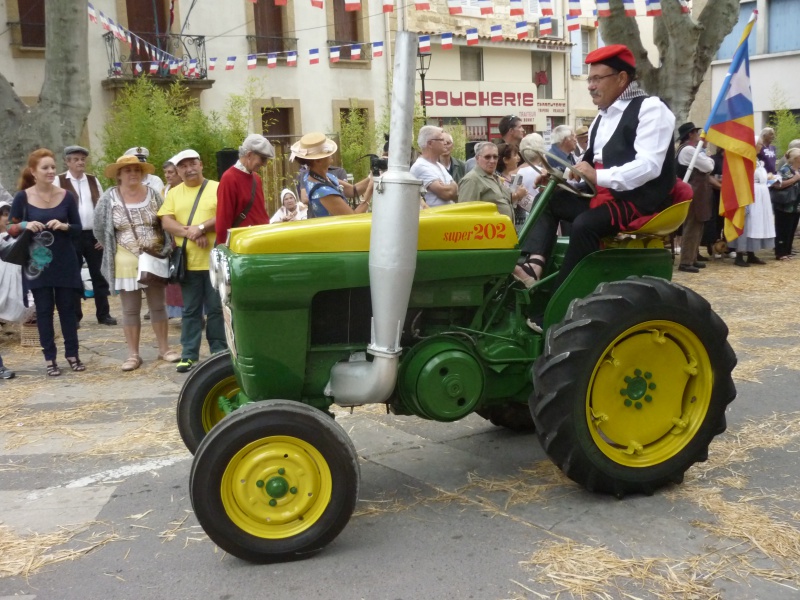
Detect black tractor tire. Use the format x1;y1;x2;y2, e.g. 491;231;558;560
177;351;240;455
477;402;536;432
531;277;736;497
190;400;360;563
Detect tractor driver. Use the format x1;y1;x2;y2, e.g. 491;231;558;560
513;44;677;290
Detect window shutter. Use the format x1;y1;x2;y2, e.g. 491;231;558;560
527;0;539;17
570;28;582;76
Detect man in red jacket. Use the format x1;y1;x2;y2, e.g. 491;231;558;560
216;134;274;245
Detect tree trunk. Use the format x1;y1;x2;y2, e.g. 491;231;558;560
598;0;741;124
0;0;91;191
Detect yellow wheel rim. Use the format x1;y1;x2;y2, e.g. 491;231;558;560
221;436;333;539
586;320;713;468
202;376;239;433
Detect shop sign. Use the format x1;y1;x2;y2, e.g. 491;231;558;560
537;100;567;115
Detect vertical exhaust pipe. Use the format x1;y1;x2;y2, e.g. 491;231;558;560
325;31;422;406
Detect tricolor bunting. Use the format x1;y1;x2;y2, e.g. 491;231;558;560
466;28;479;45
149;62;159;74
540;0;553;16
539;16;552;35
679;0;690;14
415;0;431;10
597;1;611;17
247;54;257;69
441;33;453;49
479;0;493;15
330;46;340;62
309;48;320;64
372;42;383;57
351;44;361;59
383;0;394;12
515;21;528;39
344;0;360;11
509;0;523;16
593;8;599;26
447;0;462;14
88;3;98;23
208;57;217;71
703;11;757;241
287;51;297;66
646;0;662;17
99;11;110;30
310;0;323;8
419;35;431;53
134;63;142;75
567;15;580;31
568;0;581;16
226;56;236;70
267;54;277;68
188;59;197;76
490;24;502;42
275;0;287;4
623;0;636;16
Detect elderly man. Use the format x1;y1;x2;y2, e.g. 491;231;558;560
124;147;165;195
465;115;526;172
439;132;466;184
216;134;274;245
410;126;459;207
515;44;676;291
547;125;577;168
55;145;117;326
157;149;226;373
573;126;589;162
458;141;526;220
676;122;715;273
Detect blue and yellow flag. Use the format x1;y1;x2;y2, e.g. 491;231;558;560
704;11;757;241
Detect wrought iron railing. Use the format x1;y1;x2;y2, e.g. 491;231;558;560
6;21;45;48
326;39;371;62
246;35;299;56
103;31;209;79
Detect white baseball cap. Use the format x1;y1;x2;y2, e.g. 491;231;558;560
170;149;201;166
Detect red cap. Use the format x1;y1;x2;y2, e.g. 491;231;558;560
585;44;636;69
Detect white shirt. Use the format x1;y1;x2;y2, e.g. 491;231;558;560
410;156;455;206
589;96;676;192
144;174;165;196
54;172;104;229
677;144;715;174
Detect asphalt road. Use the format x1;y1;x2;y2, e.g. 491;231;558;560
1;256;799;600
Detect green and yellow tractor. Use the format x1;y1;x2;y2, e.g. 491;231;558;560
180;33;736;564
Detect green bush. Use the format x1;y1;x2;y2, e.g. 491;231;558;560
768;89;800;157
339;102;374;182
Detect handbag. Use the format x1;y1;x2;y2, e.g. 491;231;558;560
0;200;31;266
770;183;798;208
121;195;169;287
169;179;208;284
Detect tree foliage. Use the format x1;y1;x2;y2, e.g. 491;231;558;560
600;0;741;122
339;102;375;182
768;91;800;157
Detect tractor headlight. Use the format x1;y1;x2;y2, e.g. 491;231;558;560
219;256;232;305
209;248;220;289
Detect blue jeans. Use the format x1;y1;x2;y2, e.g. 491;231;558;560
31;286;80;362
179;270;226;361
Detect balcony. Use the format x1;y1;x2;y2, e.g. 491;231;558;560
246;35;299;57
101;31;214;91
326;39;372;64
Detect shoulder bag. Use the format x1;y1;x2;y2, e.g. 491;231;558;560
770;181;799;208
232;177;257;227
120;195;169;287
169;179;208;284
0;198;32;266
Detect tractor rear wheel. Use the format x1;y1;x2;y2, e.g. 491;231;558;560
177;351;239;454
190;400;360;563
477;403;535;432
531;277;736;497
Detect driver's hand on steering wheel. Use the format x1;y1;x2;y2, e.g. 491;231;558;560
534;172;549;187
573;162;597;186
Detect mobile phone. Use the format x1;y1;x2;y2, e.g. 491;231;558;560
509;173;524;192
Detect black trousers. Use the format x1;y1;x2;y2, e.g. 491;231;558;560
31;286;79;362
521;189;635;289
774;210;800;258
73;230;111;322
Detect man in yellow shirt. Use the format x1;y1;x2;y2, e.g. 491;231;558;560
158;149;226;372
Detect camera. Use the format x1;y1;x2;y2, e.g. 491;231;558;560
361;153;388;176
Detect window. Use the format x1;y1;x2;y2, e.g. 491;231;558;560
264;107;293;137
768;0;800;54
332;0;360;60
126;0;167;63
17;0;45;48
532;52;552;99
254;0;286;53
460;47;483;81
581;29;592;75
527;0;540;17
717;1;756;60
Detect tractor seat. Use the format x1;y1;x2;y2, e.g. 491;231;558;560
624;200;691;236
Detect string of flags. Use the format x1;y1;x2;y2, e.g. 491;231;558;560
90;0;694;73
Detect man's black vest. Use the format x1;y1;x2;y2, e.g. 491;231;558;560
584;95;675;215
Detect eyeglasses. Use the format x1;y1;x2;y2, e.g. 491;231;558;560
587;73;618;85
480;155;499;160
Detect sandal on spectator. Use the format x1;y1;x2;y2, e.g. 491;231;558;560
66;357;86;372
122;355;142;371
158;350;180;363
46;361;61;377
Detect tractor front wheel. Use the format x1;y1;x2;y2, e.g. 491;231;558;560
190;400;360;563
177;351;239;454
531;277;736;497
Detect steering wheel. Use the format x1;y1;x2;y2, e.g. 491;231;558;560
520;148;596;199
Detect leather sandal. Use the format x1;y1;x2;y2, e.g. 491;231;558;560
66;357;86;372
46;361;61;377
121;355;142;372
513;257;546;289
158;350;181;363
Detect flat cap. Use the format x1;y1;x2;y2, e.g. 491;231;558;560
240;134;275;159
170;149;201;166
124;146;150;158
575;126;589;137
64;145;89;158
585;44;636;70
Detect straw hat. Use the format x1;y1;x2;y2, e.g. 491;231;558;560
290;132;338;162
104;155;156;178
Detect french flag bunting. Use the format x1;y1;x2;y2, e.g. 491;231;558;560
447;0;462;14
188;59;197;76
414;0;430;10
309;48;320;64
226;56;236;70
540;0;553;16
113;62;122;76
287;51;297;66
515;21;528;39
623;0;636;16
372;41;383;57
382;0;394;12
169;61;179;75
466;28;479;46
247;54;257;69
267;53;277;68
330;46;340;62
646;0;662;16
479;0;493;15
208;57;217;71
274;0;287;4
418;35;431;53
490;24;502;42
311;0;323;8
441;32;453;49
566;15;580;31
539;17;552;35
678;0;690;13
568;0;581;16
593;8;598;26
125;30;132;45
597;1;611;17
344;0;360;11
134;62;143;75
134;37;140;53
149;61;159;74
88;3;98;23
351;44;361;59
99;11;109;30
509;0;523;16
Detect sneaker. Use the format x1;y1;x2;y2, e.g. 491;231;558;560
176;359;196;373
0;366;15;380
